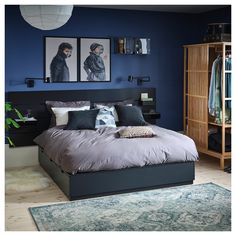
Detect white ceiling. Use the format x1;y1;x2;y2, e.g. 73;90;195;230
78;5;229;14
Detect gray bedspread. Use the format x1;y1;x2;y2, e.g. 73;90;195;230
34;125;198;174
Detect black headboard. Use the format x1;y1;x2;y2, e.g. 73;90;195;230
6;88;156;146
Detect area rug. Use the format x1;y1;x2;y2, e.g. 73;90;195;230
29;183;231;231
5;166;51;194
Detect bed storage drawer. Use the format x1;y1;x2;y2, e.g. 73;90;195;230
39;147;195;200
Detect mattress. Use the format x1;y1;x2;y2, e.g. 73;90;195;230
34;125;199;174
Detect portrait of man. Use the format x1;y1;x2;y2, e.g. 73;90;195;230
83;43;106;81
45;37;77;82
50;42;73;82
80;38;111;82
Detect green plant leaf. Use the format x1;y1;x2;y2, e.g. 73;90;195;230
6;118;12;125
5;103;24;149
6;137;15;147
6;118;20;128
5;103;12;112
14;108;25;121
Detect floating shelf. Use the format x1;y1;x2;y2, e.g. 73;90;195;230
116;37;151;55
208;122;231;128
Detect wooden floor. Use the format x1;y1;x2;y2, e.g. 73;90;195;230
5;154;231;231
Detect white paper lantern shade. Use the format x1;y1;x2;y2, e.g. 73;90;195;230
19;5;74;30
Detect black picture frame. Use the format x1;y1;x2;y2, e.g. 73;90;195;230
79;37;111;82
44;36;78;83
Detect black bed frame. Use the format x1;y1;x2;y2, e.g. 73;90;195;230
39;147;194;200
6;88;195;200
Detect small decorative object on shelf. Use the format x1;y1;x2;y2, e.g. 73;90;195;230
14;109;38;122
25;77;50;87
116;37;150;55
118;38;124;54
140;92;154;103
141;93;148;101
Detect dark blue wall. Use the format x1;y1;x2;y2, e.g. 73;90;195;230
190;6;231;42
5;6;231;131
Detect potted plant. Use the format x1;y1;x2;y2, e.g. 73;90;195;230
5;102;25;146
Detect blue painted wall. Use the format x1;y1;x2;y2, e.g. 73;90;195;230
189;6;231;42
5;6;231;130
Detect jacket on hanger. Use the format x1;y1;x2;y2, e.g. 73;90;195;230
225;56;231;99
208;56;222;119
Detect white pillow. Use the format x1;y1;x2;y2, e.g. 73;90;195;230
95;104;132;122
51;106;90;126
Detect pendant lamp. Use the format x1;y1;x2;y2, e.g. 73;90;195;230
19;5;73;30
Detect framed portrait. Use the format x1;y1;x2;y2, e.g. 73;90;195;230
44;37;78;82
80;37;111;82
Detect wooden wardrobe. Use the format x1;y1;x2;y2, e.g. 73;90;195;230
183;42;231;169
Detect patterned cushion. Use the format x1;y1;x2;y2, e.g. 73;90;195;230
94;100;133;122
95;107;116;128
118;126;156;138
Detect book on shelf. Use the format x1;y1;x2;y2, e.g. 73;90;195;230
125;38;134;54
118;38;124;53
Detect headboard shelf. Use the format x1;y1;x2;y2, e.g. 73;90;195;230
6;88;156;147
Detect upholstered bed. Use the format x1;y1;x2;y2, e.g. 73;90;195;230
6;88;198;200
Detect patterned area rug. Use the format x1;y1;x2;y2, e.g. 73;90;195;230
29;183;231;231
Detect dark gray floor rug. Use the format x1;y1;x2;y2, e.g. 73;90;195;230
29;183;231;231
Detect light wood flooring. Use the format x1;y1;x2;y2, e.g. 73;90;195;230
5;154;231;231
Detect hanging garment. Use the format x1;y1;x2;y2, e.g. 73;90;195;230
225;56;232;98
225;73;231;98
225;56;231;70
225;56;231;119
208;56;222;120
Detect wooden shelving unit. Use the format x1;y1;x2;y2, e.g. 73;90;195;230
183;42;231;169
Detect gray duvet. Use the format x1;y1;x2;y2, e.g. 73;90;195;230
34;125;198;174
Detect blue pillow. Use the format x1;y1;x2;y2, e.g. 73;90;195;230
95;107;116;128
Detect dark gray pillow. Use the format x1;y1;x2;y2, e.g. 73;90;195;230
46;101;90;127
115;105;146;126
64;109;99;130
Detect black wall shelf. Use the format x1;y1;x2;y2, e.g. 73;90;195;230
115;37;151;55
